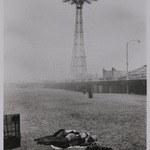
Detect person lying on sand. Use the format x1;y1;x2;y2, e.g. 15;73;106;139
77;133;99;146
34;129;99;148
34;129;79;141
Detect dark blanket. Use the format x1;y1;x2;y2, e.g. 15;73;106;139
34;135;55;143
34;135;90;148
34;136;70;148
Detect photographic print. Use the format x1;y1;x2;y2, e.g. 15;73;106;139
3;0;147;150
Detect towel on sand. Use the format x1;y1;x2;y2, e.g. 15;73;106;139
51;145;86;149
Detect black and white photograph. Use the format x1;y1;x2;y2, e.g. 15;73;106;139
3;0;148;150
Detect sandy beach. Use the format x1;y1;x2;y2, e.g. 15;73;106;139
4;87;146;150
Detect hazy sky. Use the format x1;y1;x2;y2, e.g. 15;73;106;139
4;0;146;82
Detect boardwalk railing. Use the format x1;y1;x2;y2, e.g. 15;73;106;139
51;79;147;95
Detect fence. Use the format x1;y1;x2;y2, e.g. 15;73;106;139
4;114;21;149
52;79;147;95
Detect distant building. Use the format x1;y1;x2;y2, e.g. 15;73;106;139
102;69;113;80
128;65;147;80
102;68;126;80
102;65;147;81
86;74;99;81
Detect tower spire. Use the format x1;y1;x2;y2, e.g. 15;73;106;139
63;0;98;80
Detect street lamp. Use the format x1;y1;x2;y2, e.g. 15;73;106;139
126;39;140;93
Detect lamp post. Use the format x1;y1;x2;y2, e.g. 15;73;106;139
126;39;140;93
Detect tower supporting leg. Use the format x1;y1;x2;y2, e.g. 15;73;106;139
70;4;87;80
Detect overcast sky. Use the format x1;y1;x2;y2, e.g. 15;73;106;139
4;0;146;83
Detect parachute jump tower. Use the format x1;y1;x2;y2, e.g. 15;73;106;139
63;0;97;80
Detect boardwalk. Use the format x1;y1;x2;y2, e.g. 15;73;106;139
4;87;146;150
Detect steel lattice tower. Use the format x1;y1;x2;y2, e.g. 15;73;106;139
63;0;97;80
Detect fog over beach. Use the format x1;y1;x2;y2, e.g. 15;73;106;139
4;0;146;83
